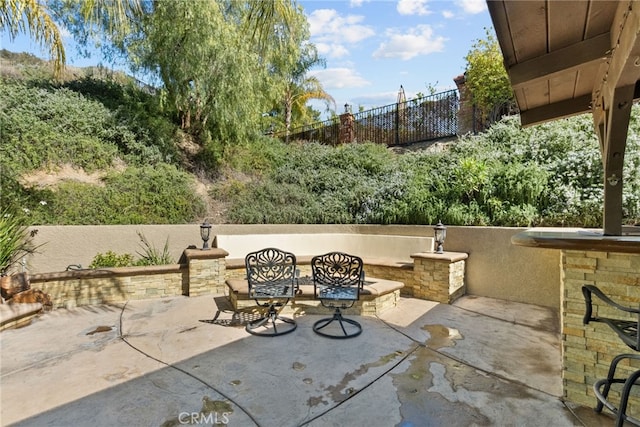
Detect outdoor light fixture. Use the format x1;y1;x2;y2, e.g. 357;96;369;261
434;221;446;254
344;103;352;114
200;219;212;250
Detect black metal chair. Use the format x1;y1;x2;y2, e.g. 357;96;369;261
245;248;298;337
582;285;640;426
311;252;364;339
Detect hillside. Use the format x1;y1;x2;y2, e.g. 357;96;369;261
1;52;639;227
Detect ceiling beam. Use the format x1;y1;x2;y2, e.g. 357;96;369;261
520;94;592;126
508;33;611;89
592;1;640;114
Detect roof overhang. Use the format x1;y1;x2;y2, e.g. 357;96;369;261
487;0;640;235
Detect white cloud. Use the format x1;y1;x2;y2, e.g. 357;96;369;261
442;10;454;19
307;9;375;44
349;0;369;7
309;67;371;90
397;0;432;16
457;0;487;14
314;42;350;59
373;25;446;60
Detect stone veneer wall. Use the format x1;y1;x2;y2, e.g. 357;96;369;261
562;250;640;415
30;265;186;309
29;248;228;309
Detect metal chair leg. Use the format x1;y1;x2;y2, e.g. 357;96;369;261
246;304;296;337
313;308;362;339
593;354;640;426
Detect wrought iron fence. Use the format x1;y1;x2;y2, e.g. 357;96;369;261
280;89;459;146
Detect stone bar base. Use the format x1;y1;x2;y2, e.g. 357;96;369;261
410;252;468;303
563;250;640;415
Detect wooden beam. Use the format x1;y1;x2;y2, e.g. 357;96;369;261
590;1;640;235
520;94;592;126
599;85;634;236
508;33;611;88
592;1;640;112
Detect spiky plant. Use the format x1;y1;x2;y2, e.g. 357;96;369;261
0;209;40;275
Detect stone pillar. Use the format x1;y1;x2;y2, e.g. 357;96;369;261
410;252;468;303
454;73;479;135
183;248;228;296
339;112;355;144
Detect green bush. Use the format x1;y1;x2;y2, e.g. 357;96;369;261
35;164;206;225
89;232;174;268
89;251;135;268
225;106;640;227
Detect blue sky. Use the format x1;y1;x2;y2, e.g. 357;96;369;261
300;0;493;113
1;0;493;115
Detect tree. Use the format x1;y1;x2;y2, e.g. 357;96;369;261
280;45;335;134
129;1;277;147
464;28;514;125
2;0;145;77
1;0;66;76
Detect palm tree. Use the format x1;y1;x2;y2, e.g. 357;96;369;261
284;75;335;134
1;0;66;76
282;47;335;135
1;0;143;77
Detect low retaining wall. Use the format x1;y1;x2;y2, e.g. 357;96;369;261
28;249;228;309
20;225;564;311
30;265;186;309
24;225;561;309
214;233;434;262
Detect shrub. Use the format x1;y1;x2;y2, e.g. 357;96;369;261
37;164;206;225
89;251;135;268
0;208;42;275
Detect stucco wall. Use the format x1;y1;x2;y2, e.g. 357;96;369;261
444;226;561;308
24;224;562;309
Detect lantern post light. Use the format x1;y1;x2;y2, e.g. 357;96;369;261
434;221;447;254
200;219;212;250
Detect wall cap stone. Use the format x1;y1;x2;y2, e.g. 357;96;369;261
31;264;184;281
183;248;229;260
411;252;468;262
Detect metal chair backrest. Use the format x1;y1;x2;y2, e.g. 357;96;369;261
311;252;364;298
245;248;297;299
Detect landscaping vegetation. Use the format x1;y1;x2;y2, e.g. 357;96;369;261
1;54;639;229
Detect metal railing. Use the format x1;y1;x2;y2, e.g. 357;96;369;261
280;89;459;146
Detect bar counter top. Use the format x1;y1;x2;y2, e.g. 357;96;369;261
511;227;640;254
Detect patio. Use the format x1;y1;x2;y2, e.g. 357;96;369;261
0;293;615;426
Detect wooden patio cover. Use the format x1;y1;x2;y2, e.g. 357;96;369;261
486;0;640;235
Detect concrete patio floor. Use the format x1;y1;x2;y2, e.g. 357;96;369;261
0;294;616;426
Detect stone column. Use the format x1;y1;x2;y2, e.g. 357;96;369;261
454;73;479;135
339;112;355;144
411;252;468;303
183;248;228;296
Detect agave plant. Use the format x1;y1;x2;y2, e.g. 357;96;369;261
0;209;40;276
